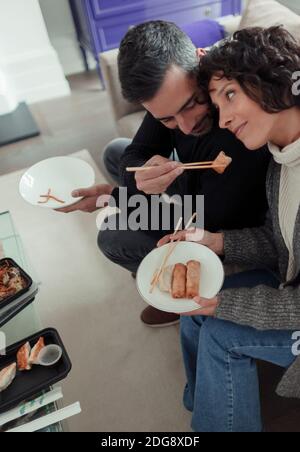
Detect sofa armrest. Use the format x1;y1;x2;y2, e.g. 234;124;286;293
99;48;144;123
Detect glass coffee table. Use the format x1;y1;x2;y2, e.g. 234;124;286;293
0;211;65;432
0;211;40;345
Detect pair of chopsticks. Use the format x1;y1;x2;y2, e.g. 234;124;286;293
126;161;226;173
127;151;232;174
150;213;197;293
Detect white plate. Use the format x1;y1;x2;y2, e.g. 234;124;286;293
137;242;224;313
19;157;95;209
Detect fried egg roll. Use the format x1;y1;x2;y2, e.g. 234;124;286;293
171;264;187;299
186;260;200;299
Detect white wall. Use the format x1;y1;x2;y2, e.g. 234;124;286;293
39;0;96;76
0;65;18;114
0;0;70;105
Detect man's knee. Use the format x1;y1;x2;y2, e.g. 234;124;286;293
102;140;118;172
98;228;122;262
97;228;157;271
103;138;130;173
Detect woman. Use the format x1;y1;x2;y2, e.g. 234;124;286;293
158;26;300;432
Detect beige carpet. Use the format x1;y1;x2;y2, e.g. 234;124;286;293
0;150;191;432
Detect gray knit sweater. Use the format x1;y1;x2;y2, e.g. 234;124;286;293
216;158;300;398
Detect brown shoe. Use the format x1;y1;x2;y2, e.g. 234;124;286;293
140;306;180;328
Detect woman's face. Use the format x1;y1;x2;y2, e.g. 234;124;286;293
209;76;277;150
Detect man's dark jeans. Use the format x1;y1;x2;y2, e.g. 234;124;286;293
99;138;167;273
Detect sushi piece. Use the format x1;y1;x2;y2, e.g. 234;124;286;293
29;337;45;365
17;342;32;371
214;151;232;174
0;363;16;392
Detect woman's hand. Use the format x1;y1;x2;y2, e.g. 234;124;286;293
157;228;225;256
180;295;220;317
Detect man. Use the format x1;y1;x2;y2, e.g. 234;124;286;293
60;21;271;327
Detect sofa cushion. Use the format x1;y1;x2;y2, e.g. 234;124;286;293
117;111;146;138
239;0;300;43
100;48;143;122
181;19;225;48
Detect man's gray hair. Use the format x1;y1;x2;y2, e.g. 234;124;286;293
118;21;198;104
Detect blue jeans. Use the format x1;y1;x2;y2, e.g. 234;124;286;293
181;269;297;432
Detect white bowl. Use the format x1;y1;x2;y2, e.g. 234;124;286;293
137;241;224;314
19;157;95;209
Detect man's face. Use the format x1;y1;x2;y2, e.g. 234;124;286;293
143;65;212;136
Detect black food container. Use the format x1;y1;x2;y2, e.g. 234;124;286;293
0;258;33;310
0;328;72;414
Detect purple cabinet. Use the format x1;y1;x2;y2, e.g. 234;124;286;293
69;0;241;81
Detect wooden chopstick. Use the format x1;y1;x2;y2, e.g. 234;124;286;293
178;164;226;170
149;213;197;293
183;161;214;167
150;217;183;293
127;163;225;172
184;212;197;230
149;241;178;294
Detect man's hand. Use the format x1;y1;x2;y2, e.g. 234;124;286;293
56;184;114;213
180;295;219;317
135;155;184;195
157;228;225;256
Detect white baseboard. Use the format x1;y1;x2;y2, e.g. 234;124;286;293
50;36;97;76
14;80;71;104
0;68;18;114
3;47;71;104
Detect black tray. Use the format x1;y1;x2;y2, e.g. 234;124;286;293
0;328;72;414
0;258;33;310
0;283;39;328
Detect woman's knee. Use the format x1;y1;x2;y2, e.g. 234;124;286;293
199;317;234;351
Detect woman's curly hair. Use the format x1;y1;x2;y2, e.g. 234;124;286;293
198;26;300;113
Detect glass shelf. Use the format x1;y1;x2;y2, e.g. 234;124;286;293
0;211;41;345
0;211;38;279
0;211;64;432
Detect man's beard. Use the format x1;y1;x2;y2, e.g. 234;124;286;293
189;112;214;137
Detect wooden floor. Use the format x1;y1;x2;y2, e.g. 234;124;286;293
0;71;118;177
